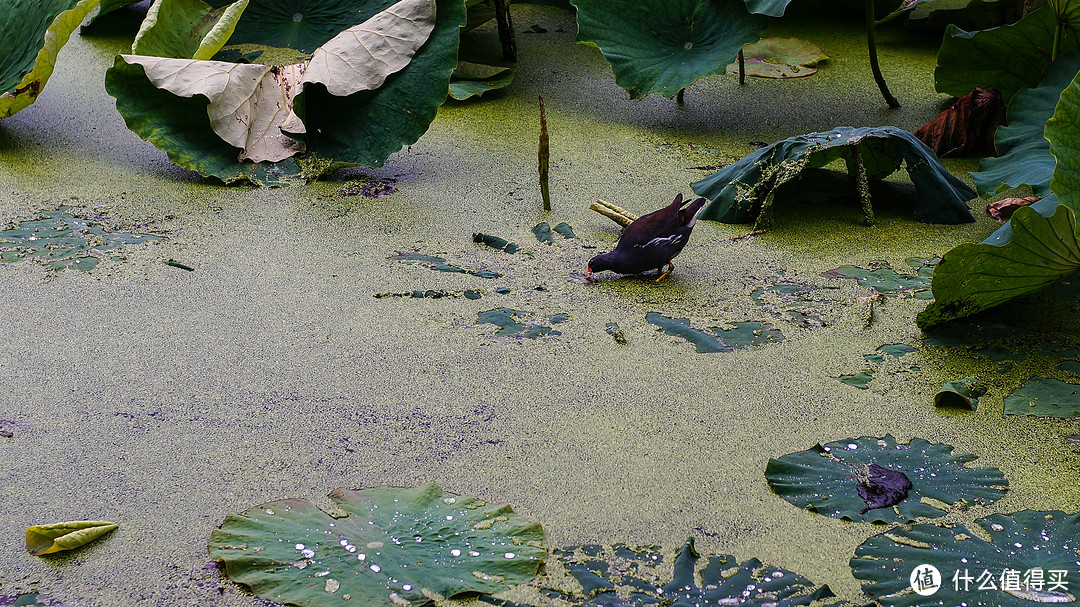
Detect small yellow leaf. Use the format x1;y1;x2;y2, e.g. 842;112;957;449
26;521;118;556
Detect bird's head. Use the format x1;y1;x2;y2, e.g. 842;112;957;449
586;252;616;282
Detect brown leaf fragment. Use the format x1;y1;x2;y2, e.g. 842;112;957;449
987;196;1044;222
915;88;1006;157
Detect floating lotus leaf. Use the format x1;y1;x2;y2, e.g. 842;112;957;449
449;61;514;100
26;521;118;556
935;4;1080;105
725;37;827;79
647;313;782;353
851;510;1080;606
822;258;936;299
208;484;546;607
1;0;102;117
692;126;976;225
540;538;834;607
0;206;162;271
1003;377;1080;418
972;53;1080;198
765;435;1007;523
476;308;566;338
106;0;465;184
570;0;765;99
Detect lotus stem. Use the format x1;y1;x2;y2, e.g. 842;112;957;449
590;199;638;227
847;143;875;226
738;48;746;86
539;95;550;211
866;0;900;108
1053;17;1063;61
493;0;517;62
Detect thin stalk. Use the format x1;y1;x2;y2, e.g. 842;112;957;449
493;0;517;62
866;0;900;108
738;48;746;85
1053;17;1063;61
538;95;550;211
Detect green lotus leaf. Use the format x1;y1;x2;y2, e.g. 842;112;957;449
449;61;514;100
918;67;1080;327
851;510;1080;605
692;126;976;225
0;0;102;118
765;435;1007;523
89;0;144;24
132;0;249;60
725;37;827;79
26;521;118;556
935;4;1080;104
106;0;464;184
208;484;546;607
540;538;834;607
1004;377;1080;417
571;0;765;99
972;53;1080;197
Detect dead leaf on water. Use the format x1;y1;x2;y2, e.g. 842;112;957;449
26;521;118;556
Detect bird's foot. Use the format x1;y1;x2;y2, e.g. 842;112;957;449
655;263;674;282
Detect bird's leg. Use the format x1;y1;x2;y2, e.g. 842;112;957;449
655;262;674;282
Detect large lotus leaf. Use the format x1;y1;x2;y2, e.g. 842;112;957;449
0;0;101;117
692;126;976;224
227;0;388;53
971;53;1080;198
918;69;1080;327
851;510;1080;605
208;484;546;607
132;0;249;60
571;0;765;99
935;5;1080;104
106;0;463;183
765;435;1007;523
542;538;834;607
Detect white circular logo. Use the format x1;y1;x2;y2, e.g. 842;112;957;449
910;564;942;596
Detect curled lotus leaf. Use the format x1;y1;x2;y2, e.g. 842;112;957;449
571;0;765;99
208;483;546;607
765;435;1007;523
26;521;118;556
851;510;1080;606
1;0;102;117
105;0;465;184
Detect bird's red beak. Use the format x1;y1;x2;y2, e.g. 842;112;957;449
585;268;596;283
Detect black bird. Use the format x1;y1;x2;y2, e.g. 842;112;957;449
586;193;706;282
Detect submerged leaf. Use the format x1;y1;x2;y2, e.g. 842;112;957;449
1;0;102;117
725;37;827;79
571;0;765;99
765;435;1007;522
1004;377;1080;418
209;484;546;607
26;521;118;556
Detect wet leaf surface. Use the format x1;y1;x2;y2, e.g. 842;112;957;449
476;308;565;339
725;37;827;79
0;207;162;271
391;251;502;279
483;538;834;607
765;435;1007;522
852;510;1080;606
1003;377;1080;418
208;484;546;607
823;258;936;299
646;313;782;353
